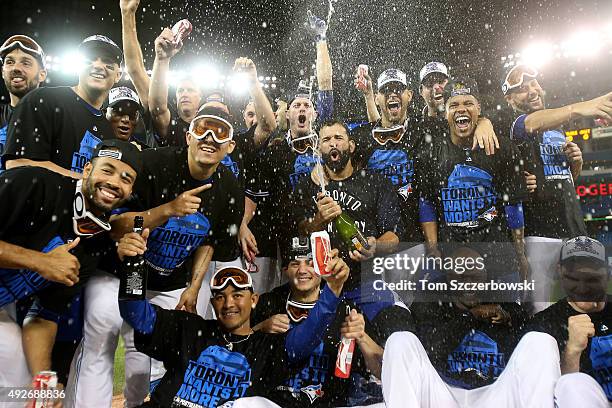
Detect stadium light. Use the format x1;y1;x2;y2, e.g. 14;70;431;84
562;30;601;57
60;52;84;75
192;65;219;89
520;42;553;68
229;72;250;95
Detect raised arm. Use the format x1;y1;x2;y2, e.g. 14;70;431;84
120;0;150;110
149;29;182;140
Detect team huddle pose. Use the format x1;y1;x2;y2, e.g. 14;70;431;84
0;1;610;407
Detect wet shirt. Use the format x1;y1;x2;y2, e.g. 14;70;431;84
0;103;13;171
135;307;288;408
352;118;433;242
524;297;611;400
3;87;114;174
510;114;586;238
0;167;112;311
411;301;528;389
125;146;244;291
415;129;527;244
250;283;366;407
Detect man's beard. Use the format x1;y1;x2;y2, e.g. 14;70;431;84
83;177;125;214
5;76;38;98
322;148;351;173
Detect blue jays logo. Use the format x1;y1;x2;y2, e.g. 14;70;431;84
398;183;412;201
478;206;498;222
174;345;252;407
146;212;210;274
301;384;324;403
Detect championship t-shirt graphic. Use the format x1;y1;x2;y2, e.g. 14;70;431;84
71;130;102;174
589;334;612;400
367;149;413;197
290;153;318;188
145;212;211;274
173;345;251;408
539;130;572;181
447;331;506;387
442;164;497;228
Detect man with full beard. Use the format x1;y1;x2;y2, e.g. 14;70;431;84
0;140;141;391
503;64;612;311
0;34;47;170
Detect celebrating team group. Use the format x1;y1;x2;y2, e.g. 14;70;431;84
0;0;610;407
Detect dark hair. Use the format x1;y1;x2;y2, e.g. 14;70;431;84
318;119;351;140
197;106;232;123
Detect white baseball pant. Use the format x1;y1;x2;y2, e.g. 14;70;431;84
524;237;563;314
554;372;609;408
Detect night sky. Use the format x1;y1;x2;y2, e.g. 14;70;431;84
1;0;611;120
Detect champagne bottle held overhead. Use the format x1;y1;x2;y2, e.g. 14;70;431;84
119;216;147;300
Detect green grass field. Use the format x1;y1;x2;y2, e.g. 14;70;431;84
113;337;126;395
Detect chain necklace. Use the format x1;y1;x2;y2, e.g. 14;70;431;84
222;332;252;351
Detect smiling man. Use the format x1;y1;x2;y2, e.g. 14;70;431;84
4;35;122;179
0;34;47;170
0;139;140;391
416;79;530;282
503;64;612;312
106;86;146;143
419;61;450;119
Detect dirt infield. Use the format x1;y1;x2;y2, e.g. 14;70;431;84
112;395;125;408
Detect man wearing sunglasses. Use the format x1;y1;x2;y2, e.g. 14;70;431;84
0;139;140;391
3;35;123;180
416;79;529;285
503;64;612;312
116;229;351;408
250;237;409;407
0;34;47;171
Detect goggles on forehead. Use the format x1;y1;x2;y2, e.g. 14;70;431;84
289;132;318;154
188;115;234;144
0;35;45;66
211;267;253;291
372;123;407;146
501;65;538;95
286;296;316;323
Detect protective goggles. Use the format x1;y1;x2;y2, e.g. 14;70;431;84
0;35;45;67
188;115;234;144
286;296;316;323
289;132;317;154
501;65;538;95
372;123;406;145
73;212;111;237
210;267;253;291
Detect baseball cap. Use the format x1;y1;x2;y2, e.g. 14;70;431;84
444;78;480;100
204;89;225;104
0;35;46;68
79;35;123;65
419;61;449;83
92;139;142;175
377;68;408;91
281;236;312;267
560;236;606;267
108;87;143;112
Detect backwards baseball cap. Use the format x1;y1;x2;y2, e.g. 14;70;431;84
419;61;449;83
377;68;408;91
79;35;123;65
108;87;142;112
0;34;46;68
444;78;480;100
92;139;142;175
560;236;606;267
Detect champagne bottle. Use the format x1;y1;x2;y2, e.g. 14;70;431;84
119;216;147;300
335;212;370;252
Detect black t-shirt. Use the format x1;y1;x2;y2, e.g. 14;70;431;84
292;170;403;282
0;167;112;312
415;127;528;244
125;146;244;291
352;118;432;242
524;297;611;400
0;103;13;170
3;87;114;174
161;109;190;147
251;283;406;407
411;301;529;389
509;114;586;238
134;306;288;408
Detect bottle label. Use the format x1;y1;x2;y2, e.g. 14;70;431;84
125;271;144;295
350;236;364;251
